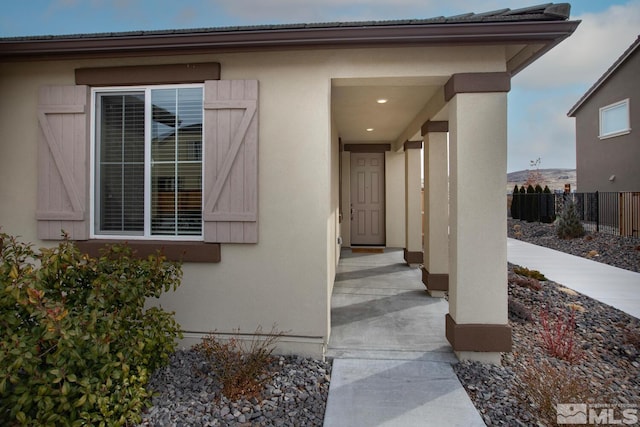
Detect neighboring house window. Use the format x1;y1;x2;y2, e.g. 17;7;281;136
599;99;630;139
93;85;204;239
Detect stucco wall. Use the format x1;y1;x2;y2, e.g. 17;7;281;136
0;44;508;357
385;150;407;247
575;49;640;192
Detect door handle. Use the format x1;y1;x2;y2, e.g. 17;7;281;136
350;204;354;221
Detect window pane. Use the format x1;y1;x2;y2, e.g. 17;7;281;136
601;101;629;136
97;93;145;234
151;88;203;236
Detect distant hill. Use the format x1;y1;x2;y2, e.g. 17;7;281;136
507;168;576;192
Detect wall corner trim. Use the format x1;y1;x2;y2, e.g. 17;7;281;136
75;240;221;263
421;268;449;291
403;140;422;150
344;143;391;153
421;120;449;135
75;62;221;86
403;248;423;264
445;313;512;352
444;72;511;102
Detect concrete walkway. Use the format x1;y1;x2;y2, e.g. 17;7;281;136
323;242;640;426
507;238;640;320
323;248;485;427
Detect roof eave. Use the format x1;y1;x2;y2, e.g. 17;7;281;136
0;20;580;62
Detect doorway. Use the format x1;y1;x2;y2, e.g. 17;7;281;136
350;152;385;246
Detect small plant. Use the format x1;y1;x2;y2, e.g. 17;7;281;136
565;303;586;313
538;309;583;363
623;325;640;351
556;200;585;239
194;325;285;401
513;266;547;281
509;274;542;291
514;357;605;426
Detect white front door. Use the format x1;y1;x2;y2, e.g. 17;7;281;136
350;152;385;245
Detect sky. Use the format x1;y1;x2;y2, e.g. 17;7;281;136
1;0;639;172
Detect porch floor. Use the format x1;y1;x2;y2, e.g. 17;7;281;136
323;248;485;427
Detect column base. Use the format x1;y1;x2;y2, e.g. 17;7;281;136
421;268;448;296
403;248;423;265
445;313;512;353
455;351;502;364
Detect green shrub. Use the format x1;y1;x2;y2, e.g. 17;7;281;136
556;200;585;239
0;233;182;426
513;266;547;281
525;184;537;222
540;185;555;223
510;185;519;219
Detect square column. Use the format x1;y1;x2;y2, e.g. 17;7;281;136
445;73;512;363
421;121;449;297
404;141;423;265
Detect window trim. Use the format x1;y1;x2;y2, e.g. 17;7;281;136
90;83;205;241
599;98;631;140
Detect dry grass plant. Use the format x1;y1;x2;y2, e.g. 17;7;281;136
194;324;286;401
623;325;640;351
514;357;608;427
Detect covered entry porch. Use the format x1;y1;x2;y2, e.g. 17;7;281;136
334;72;515;363
329;5;579;363
327;248;453;361
323;247;485;426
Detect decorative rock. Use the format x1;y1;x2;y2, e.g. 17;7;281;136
455;220;640;426
138;350;331;427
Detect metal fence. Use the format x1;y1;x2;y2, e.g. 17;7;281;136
510;191;640;237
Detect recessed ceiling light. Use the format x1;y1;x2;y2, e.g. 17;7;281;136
376;99;388;104
366;128;374;132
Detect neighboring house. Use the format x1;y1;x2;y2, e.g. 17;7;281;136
0;4;578;363
568;35;640;192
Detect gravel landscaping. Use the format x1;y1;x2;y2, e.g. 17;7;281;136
454;219;640;426
139;352;331;426
507;218;640;273
139;219;640;426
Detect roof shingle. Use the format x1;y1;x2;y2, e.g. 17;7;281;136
1;3;571;42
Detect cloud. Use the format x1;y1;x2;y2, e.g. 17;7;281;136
507;1;640;172
508;90;578;172
175;7;200;26
514;1;640;89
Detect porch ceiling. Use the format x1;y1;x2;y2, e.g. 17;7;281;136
332;77;444;143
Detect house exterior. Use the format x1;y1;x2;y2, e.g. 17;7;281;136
568;35;640;192
0;4;579;363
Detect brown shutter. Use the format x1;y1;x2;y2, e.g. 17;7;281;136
203;80;258;243
36;85;90;240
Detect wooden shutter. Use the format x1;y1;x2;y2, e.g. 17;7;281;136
203;80;258;243
36;85;90;240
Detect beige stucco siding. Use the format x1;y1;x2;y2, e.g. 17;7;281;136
385;151;407;247
0;44;508;357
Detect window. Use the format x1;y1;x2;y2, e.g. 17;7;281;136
599;99;630;139
93;85;204;239
38;80;257;244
